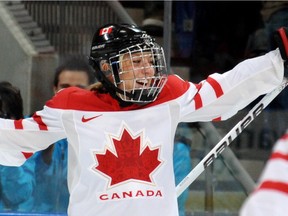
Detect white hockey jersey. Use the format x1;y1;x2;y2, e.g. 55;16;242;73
239;132;288;216
0;50;284;216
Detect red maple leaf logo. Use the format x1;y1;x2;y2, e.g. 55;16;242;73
94;128;162;187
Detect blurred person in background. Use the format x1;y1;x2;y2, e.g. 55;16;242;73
31;56;95;213
0;81;35;212
173;123;193;216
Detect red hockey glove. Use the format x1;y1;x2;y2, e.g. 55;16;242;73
274;27;288;62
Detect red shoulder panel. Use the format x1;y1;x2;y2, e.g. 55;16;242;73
45;75;190;111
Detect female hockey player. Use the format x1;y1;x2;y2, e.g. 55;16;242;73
0;23;287;216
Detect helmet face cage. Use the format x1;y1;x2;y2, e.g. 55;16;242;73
107;41;168;104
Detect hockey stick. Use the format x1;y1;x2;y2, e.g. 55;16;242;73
176;78;288;197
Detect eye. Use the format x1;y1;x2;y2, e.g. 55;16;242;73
59;84;71;89
133;59;141;64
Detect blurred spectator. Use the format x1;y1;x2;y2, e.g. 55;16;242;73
141;1;164;37
243;1;288;150
261;1;288;51
244;28;268;59
31;56;95;213
173;123;193;216
0;81;35;212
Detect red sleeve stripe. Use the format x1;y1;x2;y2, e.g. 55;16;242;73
268;134;288;160
22;152;33;159
270;152;288;161
194;83;202;91
194;93;203;110
257;181;288;195
207;77;224;98
212;117;221;121
192;83;203;109
33;114;48;131
14;119;24;129
280;133;288;140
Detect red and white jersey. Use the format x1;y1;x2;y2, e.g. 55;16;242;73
0;50;284;216
240;132;288;216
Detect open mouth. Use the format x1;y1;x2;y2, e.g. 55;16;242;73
136;80;149;88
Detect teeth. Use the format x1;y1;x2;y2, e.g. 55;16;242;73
137;81;147;85
138;80;148;84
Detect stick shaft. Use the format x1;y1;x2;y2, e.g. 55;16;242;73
176;78;288;197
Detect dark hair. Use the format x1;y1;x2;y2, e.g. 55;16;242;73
0;81;23;119
53;56;95;87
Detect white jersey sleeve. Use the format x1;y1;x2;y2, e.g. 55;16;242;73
178;49;284;122
0;105;66;166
